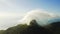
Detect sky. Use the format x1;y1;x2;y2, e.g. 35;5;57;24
0;0;60;30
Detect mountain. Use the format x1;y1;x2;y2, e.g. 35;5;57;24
0;19;60;34
2;20;52;34
50;21;60;34
0;30;5;34
21;20;52;34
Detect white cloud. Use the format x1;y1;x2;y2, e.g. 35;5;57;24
0;11;25;30
0;9;60;30
0;12;25;17
0;0;26;29
19;9;60;26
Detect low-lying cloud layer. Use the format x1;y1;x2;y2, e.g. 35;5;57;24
20;9;60;26
0;9;60;30
0;12;25;30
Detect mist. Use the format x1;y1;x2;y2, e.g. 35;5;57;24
20;9;60;26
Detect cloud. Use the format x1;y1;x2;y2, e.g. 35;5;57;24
19;9;60;26
0;0;18;30
0;12;25;17
0;9;60;30
0;12;25;30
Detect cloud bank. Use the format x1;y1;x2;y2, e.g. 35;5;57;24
20;9;60;26
0;12;25;30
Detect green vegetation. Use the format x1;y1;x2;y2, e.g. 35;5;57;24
0;20;60;34
0;30;5;34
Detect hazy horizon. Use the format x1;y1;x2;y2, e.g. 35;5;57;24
0;0;60;30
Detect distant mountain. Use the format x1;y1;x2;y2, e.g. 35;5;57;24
48;18;60;23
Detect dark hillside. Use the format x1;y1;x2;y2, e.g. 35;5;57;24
0;20;60;34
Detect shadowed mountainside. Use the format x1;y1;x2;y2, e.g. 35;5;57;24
0;20;60;34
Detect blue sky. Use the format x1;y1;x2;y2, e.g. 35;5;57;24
16;0;60;13
0;0;60;30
